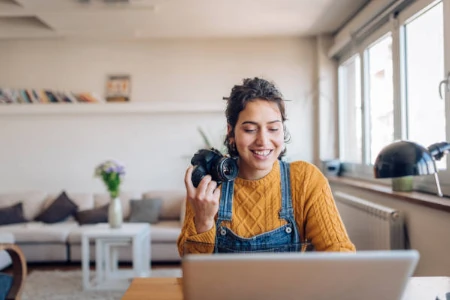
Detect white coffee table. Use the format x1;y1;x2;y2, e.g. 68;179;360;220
81;223;151;291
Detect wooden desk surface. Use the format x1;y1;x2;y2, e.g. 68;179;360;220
122;277;183;300
122;277;450;300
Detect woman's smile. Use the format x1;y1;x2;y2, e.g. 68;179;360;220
251;149;273;159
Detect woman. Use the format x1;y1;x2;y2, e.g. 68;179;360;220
178;77;355;254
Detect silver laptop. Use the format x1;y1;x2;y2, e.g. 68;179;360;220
182;250;419;300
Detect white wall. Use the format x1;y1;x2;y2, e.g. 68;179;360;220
0;37;317;193
330;182;450;276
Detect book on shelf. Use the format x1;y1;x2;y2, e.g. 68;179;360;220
31;90;40;103
20;90;31;103
25;90;36;103
0;89;13;103
0;88;104;104
38;90;49;103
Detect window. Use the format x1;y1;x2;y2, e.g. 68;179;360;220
339;56;362;163
404;2;446;169
366;35;394;164
337;0;450;196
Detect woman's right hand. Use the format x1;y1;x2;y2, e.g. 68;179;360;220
184;165;221;233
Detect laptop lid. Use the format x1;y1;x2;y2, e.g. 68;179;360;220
182;250;419;300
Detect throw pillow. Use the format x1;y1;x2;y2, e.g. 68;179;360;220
75;204;109;225
0;202;27;226
34;191;78;223
129;198;162;224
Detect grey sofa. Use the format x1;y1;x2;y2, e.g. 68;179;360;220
0;190;186;269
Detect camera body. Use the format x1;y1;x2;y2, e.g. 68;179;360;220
191;148;239;188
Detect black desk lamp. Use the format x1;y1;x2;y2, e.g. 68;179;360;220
373;140;450;197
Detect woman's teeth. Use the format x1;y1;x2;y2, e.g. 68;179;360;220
253;150;271;156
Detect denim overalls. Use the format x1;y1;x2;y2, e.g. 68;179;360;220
214;161;308;253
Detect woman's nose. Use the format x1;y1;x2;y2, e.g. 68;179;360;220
256;131;268;145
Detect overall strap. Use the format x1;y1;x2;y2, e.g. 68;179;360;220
279;160;294;220
217;180;234;222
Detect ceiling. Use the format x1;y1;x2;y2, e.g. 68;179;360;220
0;0;370;40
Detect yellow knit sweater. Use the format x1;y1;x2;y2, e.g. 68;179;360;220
177;160;355;255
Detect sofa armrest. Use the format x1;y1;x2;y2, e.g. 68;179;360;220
0;233;14;244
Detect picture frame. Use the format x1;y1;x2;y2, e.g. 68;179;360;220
105;74;131;102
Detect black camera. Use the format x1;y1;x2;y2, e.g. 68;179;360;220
191;148;239;188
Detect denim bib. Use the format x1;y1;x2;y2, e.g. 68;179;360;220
214;161;305;253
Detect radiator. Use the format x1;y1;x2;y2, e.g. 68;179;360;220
333;191;406;250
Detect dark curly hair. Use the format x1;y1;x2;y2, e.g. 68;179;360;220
224;77;290;158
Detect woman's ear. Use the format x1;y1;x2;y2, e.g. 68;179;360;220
227;124;234;142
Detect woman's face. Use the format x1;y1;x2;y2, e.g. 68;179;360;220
229;99;285;180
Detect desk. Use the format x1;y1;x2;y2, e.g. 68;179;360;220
122;278;183;300
121;277;450;300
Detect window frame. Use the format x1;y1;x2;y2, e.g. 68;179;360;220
338;22;393;184
397;0;450;196
337;0;450;196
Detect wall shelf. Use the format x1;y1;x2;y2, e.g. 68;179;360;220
0;102;225;115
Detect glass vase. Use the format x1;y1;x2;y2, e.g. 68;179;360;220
108;197;123;229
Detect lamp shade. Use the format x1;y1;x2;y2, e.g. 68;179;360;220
373;140;437;178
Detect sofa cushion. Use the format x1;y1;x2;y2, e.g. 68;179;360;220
0;202;27;226
0;191;47;221
75;204;108;225
129;199;162;224
151;221;182;242
142;190;185;221
0;222;78;243
35;191;78;223
45;192;94;212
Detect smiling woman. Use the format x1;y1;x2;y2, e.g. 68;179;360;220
228;99;285;180
178;77;356;255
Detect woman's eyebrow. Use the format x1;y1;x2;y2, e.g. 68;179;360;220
241;120;281;125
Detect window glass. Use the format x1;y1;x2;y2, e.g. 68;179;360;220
404;2;446;169
367;35;394;164
339;56;362;163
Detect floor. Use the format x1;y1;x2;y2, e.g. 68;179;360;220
4;261;181;275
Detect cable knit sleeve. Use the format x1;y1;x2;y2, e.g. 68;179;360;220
176;199;216;256
292;162;356;252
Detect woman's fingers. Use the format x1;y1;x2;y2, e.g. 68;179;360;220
205;179;218;198
185;166;215;200
212;183;221;200
197;175;212;199
184;166;195;197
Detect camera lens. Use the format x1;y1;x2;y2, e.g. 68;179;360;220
223;166;232;176
215;157;238;182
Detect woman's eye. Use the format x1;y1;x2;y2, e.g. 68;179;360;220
244;129;256;133
269;128;279;132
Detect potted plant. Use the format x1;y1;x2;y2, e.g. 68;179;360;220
95;160;125;228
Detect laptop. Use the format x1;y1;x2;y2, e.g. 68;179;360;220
182;250;419;300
